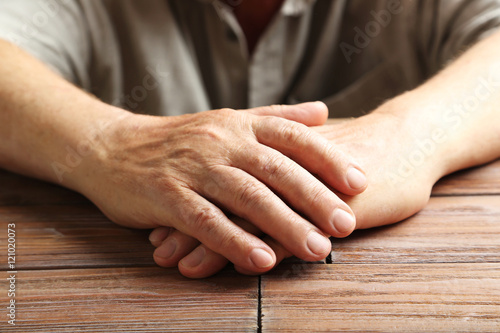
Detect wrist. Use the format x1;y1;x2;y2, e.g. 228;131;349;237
55;101;133;194
371;92;451;184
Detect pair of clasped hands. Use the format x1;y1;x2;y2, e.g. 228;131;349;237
147;102;367;277
81;100;434;278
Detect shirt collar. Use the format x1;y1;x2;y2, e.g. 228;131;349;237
197;0;316;17
281;0;316;16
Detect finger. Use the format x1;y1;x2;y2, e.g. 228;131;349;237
174;232;295;278
176;216;261;278
153;216;261;272
235;236;293;275
244;102;328;126
179;245;230;279
153;229;200;268
176;217;269;278
170;190;277;273
253;116;367;195
198;166;332;262
232;144;356;237
149;227;174;247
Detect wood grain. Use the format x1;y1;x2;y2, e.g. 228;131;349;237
0;169;86;206
330;195;500;264
0;267;258;332
261;263;500;332
0;204;156;269
433;160;500;196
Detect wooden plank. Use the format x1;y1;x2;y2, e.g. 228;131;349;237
330;195;500;264
261;263;500;332
0;169;86;206
0;267;258;332
432;160;500;196
0;205;156;269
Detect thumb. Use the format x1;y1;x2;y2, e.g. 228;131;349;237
244;102;328;126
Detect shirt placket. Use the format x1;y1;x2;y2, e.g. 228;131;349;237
249;20;285;108
211;0;314;109
249;0;315;108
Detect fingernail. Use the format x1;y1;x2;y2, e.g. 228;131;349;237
306;232;331;255
149;228;170;246
249;248;275;269
155;238;177;259
347;167;367;189
180;246;206;268
332;208;356;234
313;101;327;111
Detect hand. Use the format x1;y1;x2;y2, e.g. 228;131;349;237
151;106;443;278
314;111;439;228
75;102;366;275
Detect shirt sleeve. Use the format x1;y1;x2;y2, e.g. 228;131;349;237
416;0;500;75
0;0;91;88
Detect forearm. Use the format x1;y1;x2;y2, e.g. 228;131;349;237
0;40;128;190
377;30;500;179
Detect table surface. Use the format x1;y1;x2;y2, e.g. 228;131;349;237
1;158;499;332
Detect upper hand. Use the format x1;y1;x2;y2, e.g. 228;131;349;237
75;102;366;275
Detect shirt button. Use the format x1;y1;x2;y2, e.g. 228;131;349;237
226;28;238;42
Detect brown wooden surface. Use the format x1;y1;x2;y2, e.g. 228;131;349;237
12;268;258;332
261;160;500;332
0;170;87;206
0;204;155;269
262;263;500;332
433;160;500;196
330;196;500;264
1;157;499;332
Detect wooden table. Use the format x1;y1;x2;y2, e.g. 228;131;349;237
1;160;499;332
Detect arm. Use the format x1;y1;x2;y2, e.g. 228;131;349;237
0;40;367;276
388;31;500;177
0;40;123;188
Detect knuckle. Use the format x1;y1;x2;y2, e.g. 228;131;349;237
195;123;224;142
202;180;221;199
190;205;221;232
215;108;236;117
186;204;247;255
321;141;343;165
218;228;247;253
277;122;310;147
307;186;332;210
187;108;238;141
268;104;285;115
260;154;289;181
237;179;270;209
